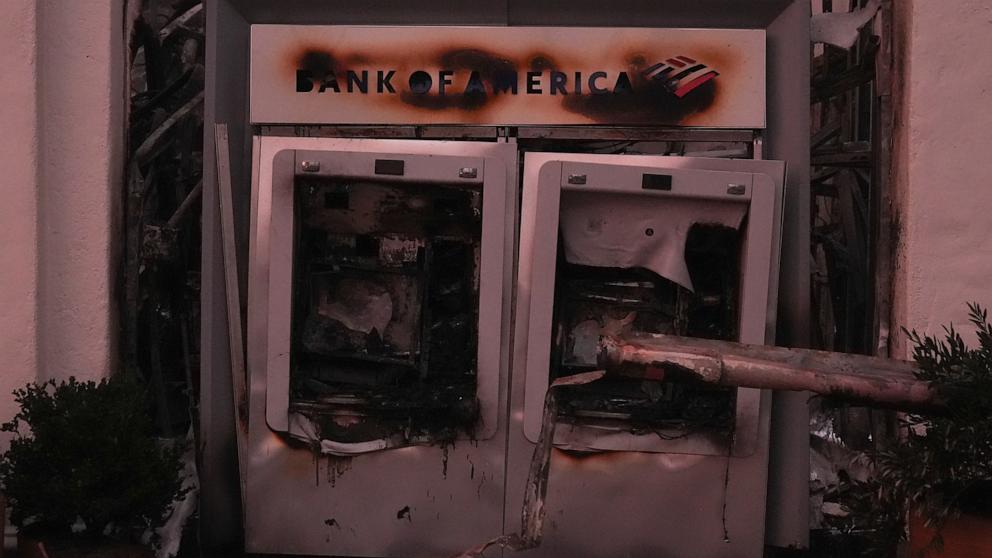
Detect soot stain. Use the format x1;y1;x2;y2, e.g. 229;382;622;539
294;46;719;123
562;69;717;124
298;49;340;78
528;52;561;71
400;48;518;112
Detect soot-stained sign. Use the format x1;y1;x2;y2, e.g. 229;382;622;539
250;26;766;127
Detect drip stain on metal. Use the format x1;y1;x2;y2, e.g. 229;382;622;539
441;444;450;479
326;456;352;488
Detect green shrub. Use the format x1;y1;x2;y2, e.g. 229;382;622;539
0;376;186;543
876;303;992;535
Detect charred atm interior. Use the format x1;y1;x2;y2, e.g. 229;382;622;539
289;173;483;445
549;188;745;442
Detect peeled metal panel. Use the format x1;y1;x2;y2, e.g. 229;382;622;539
560;193;746;291
556;164;752;291
250;25;766;127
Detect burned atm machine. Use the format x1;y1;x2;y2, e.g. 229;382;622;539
211;5;810;557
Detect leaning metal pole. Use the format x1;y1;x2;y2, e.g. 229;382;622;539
598;333;937;411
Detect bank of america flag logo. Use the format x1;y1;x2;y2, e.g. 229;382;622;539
642;56;719;98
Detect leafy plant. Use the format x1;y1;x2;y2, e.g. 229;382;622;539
875;303;992;537
821;475;903;558
0;376;186;544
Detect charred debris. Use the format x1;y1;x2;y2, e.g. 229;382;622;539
551;223;744;440
289;176;483;444
286;159;752;446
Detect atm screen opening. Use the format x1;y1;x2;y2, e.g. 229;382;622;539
288;176;483;444
550;190;745;440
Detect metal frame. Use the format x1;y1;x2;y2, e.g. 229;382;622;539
504;151;785;558
246;136;519;556
519;157;778;456
263;149;508;441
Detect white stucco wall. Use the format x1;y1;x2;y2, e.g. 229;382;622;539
0;0;40;445
0;0;123;446
35;0;124;382
892;0;992;355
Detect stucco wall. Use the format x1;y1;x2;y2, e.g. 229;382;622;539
0;0;123;446
891;0;992;355
0;0;40;447
35;0;124;382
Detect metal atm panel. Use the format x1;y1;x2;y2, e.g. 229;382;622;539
504;152;784;558
246;136;517;556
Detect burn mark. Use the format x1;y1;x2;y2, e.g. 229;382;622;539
528;52;560;72
299;49;338;77
344;53;371;66
397;506;412;522
237;397;249;433
441;48;517;76
441;444;450;478
562;64;717;124
627;53;648;67
555;448;603;461
324;518;340;529
295;49;339;92
290;44;721;124
400;48;517;111
396;48;718;122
